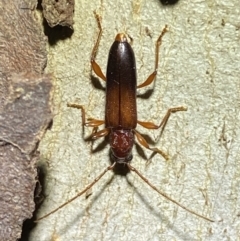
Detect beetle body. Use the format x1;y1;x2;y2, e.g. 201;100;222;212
36;15;213;223
106;34;137;129
106;33;137;163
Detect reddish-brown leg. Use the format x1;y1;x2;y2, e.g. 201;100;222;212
134;130;169;160
135;106;187;160
137;25;168;89
91;11;106;81
67;103;108;139
138;106;187;131
67;103;103;127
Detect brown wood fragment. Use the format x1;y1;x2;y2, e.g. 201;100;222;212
42;0;75;28
0;0;52;240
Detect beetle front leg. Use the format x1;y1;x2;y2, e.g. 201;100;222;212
134;130;169;160
91;128;110;139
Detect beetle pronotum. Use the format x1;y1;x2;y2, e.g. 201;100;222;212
36;13;213;223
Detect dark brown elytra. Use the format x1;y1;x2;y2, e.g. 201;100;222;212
36;13;214;222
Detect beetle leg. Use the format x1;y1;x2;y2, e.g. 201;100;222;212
134;130;169;160
137;71;157;89
91;11;106;81
138;106;187;132
91;60;106;81
67;103;88;125
67;103;105;128
86;118;105;127
87;120;105;136
91;128;110;139
137;25;168;89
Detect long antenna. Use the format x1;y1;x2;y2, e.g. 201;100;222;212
127;163;214;222
35;162;116;222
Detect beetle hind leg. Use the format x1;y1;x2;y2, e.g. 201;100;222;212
137;25;168;89
91;11;106;81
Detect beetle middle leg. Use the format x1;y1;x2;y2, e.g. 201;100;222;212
135;106;187;159
135;106;187;160
67;103;108;139
138;106;187;132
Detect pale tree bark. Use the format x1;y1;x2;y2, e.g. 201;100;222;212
31;0;240;240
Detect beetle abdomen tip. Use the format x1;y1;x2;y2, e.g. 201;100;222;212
115;33;127;42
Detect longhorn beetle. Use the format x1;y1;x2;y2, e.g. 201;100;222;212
36;13;213;222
